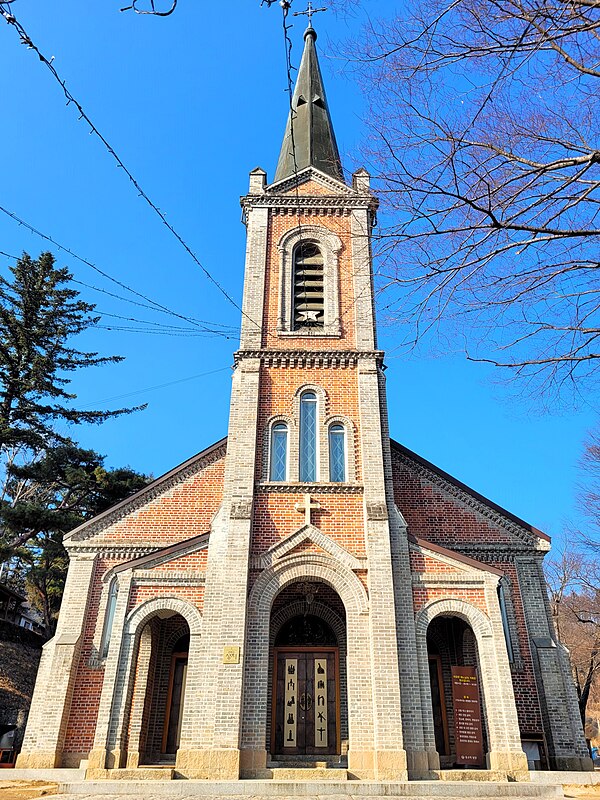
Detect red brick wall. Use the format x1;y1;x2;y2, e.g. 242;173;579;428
394;448;544;735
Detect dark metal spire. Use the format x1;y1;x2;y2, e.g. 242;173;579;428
274;24;345;184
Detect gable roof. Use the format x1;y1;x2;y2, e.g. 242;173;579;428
65;437;227;542
390;438;549;543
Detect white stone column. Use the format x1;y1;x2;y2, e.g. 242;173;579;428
239;205;269;350
17;553;96;769
356;357;408;780
176;356;261;779
87;572;133;771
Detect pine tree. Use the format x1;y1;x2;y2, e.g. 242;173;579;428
0;251;139;453
0;252;149;631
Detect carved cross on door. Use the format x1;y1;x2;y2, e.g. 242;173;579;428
295;493;321;526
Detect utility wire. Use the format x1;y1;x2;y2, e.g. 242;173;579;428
0;7;264;337
0;204;235;338
84;365;231;406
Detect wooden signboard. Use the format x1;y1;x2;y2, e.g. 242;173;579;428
451;666;484;767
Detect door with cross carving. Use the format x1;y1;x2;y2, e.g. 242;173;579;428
272;648;338;756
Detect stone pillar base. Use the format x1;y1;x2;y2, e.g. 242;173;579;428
87;748;108;770
175;748;240;779
406;748;431;778
347;749;375;780
15;751;60;769
551;755;595;771
239;748;269;778
126;751;140;768
348;748;408;780
375;749;408;780
487;749;529;780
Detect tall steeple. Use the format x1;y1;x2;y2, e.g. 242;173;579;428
274;24;344;184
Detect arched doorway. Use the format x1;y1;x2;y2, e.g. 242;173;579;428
269;581;346;759
427;616;488;769
133;614;190;765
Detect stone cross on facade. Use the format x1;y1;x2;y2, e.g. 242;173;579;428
294;492;321;526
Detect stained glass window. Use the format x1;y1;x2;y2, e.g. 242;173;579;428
329;424;346;482
270;422;288;481
299;391;318;481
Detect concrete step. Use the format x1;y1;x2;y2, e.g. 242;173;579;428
268;761;347;769
269;768;348;780
57;779;565;797
85;768;175;781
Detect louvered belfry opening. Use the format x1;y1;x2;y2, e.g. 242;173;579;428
293;242;324;329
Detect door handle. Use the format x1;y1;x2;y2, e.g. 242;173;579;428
299;692;312;711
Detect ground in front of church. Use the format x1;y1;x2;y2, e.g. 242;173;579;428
2;780;600;800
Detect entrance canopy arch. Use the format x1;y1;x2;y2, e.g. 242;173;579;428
241;554;372;762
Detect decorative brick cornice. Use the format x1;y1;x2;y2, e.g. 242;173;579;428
255;482;363;495
452;545;546;560
68;545;156;557
242;195;377;213
234;349;384;369
132;571;206;585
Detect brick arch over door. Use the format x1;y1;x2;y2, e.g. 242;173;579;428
241;554;373;755
414;597;524;769
92;596;202;766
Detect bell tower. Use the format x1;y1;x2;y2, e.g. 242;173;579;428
184;21;425;781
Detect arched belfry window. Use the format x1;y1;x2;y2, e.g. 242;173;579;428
299;391;318;481
293;243;324;330
270;422;289;481
328;424;346;482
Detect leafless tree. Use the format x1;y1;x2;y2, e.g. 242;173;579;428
345;0;600;402
546;548;600;725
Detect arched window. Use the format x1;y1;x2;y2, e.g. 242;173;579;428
293;243;324;329
328;424;346;482
497;582;515;663
270;422;288;481
299;391;318;481
100;579;118;659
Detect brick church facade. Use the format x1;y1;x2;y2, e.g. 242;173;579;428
17;22;591;781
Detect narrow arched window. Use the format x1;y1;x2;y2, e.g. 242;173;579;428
270;422;288;481
329;424;346;482
100;579;118;659
498;582;514;663
299;391;318;481
293;243;324;329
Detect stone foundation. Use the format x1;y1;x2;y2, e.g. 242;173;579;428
175;748;241;779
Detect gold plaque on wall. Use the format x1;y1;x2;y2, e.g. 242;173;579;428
223;645;240;664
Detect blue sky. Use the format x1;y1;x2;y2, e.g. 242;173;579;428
0;0;595;544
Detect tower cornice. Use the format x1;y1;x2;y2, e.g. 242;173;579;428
234;349;385;368
241;193;378;216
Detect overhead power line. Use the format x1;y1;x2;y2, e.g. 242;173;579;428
85;365;231;406
0;204;237;338
0;7;263;336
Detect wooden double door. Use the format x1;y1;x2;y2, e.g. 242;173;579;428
272;648;339;756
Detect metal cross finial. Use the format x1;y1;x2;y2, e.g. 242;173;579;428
293;1;327;23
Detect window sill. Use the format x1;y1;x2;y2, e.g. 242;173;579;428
277;327;342;338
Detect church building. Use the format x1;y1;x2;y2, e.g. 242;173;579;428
17;21;591;782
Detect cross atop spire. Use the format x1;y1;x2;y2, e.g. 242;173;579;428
274;14;344;184
293;2;327;24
